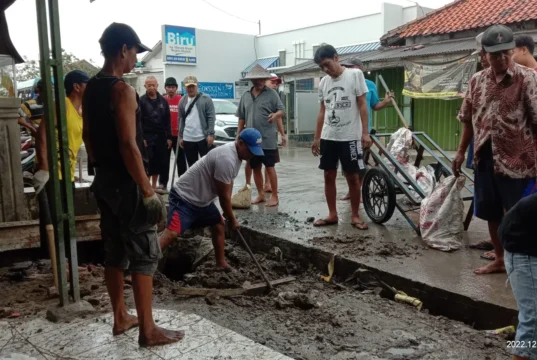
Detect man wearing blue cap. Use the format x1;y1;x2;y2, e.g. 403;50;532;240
159;128;263;270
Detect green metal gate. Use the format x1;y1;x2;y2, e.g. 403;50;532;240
413;98;463;151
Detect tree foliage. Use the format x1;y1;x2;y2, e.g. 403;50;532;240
14;49;99;81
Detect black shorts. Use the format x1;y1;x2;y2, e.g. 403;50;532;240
474;142;533;223
250;149;278;169
91;172;161;276
146;137;168;176
319;139;366;177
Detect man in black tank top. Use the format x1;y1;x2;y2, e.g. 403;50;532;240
82;22;184;347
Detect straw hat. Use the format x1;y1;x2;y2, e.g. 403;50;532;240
243;64;272;80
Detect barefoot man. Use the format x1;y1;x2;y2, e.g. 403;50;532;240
159;128;263;269
452;25;537;275
237;65;285;207
312;44;371;230
83;22;184;346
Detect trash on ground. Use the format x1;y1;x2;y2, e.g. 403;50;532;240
231;184;252;209
320;254;335;282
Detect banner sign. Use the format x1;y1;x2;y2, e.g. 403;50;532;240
234;80;250;99
181;82;234;99
162;25;197;65
402;56;477;99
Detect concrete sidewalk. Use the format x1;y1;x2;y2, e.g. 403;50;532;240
232;147;516;316
0;310;291;360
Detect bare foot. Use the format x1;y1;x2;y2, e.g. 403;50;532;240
216;260;232;271
139;325;185;347
252;195;265;204
264;185;272;193
474;259;505;275
113;313;139;336
267;197;279;207
340;193;351;201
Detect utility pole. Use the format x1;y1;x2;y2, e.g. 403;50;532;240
258;20;261;35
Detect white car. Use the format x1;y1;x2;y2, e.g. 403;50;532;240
213;99;239;146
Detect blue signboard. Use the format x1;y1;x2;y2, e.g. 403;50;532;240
163;25;197;65
181;82;234;99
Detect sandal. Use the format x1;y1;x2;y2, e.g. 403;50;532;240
314;218;339;227
352;221;369;230
480;251;496;261
469;241;494;251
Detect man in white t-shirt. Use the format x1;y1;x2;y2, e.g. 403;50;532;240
159;128;264;270
178;75;216;167
312;44;371;230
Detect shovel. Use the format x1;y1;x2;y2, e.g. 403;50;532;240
234;228;273;292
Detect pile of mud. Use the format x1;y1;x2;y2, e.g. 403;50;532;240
0;260;109;318
311;234;424;259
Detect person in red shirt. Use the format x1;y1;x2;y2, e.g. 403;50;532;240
162;77;186;188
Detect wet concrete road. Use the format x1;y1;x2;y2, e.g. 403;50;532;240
231;147;516;313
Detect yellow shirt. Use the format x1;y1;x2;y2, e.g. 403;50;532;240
57;97;83;181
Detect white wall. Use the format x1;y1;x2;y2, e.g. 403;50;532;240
144;48;164;72
256;14;383;66
164;28;256;88
256;2;435;66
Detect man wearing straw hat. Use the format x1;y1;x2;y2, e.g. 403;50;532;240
237;64;285;207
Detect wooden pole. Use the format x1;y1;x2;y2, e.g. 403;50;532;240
378;75;409;129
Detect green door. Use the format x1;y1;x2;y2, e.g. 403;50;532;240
413;98;463;151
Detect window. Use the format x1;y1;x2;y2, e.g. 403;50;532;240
279;50;286;67
296;78;313;91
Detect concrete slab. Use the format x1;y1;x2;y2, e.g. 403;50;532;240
0;310;292;360
227;147;516;317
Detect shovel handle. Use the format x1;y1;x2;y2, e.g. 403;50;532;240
235;229;273;291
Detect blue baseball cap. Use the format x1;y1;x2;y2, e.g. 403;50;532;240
239;128;264;156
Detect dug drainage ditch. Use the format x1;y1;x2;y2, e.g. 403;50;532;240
0;228;515;360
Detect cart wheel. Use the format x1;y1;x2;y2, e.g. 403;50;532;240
362;168;396;224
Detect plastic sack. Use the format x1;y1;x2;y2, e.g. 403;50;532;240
386;127;413;163
409;165;436;202
420;175;466;251
231;184;252;209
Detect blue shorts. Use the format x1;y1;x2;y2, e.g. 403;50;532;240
166;190;223;234
505;251;537;360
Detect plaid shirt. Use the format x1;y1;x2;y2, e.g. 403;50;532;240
458;63;537;179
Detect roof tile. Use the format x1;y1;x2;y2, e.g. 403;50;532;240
384;0;537;41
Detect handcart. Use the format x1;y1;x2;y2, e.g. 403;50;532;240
361;130;475;235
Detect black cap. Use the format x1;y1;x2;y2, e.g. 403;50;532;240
481;25;515;53
65;70;90;94
165;77;178;87
99;22;151;54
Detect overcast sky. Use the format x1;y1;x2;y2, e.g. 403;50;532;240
6;0;453;65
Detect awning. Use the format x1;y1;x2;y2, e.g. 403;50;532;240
242;56;280;77
336;42;380;54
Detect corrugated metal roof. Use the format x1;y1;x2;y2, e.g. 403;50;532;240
242;57;280;74
336;42;381;54
277;37;480;75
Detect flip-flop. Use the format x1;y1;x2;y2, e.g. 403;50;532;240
469;241;494;251
314;218;339;227
352;221;369;230
480;251;496;261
